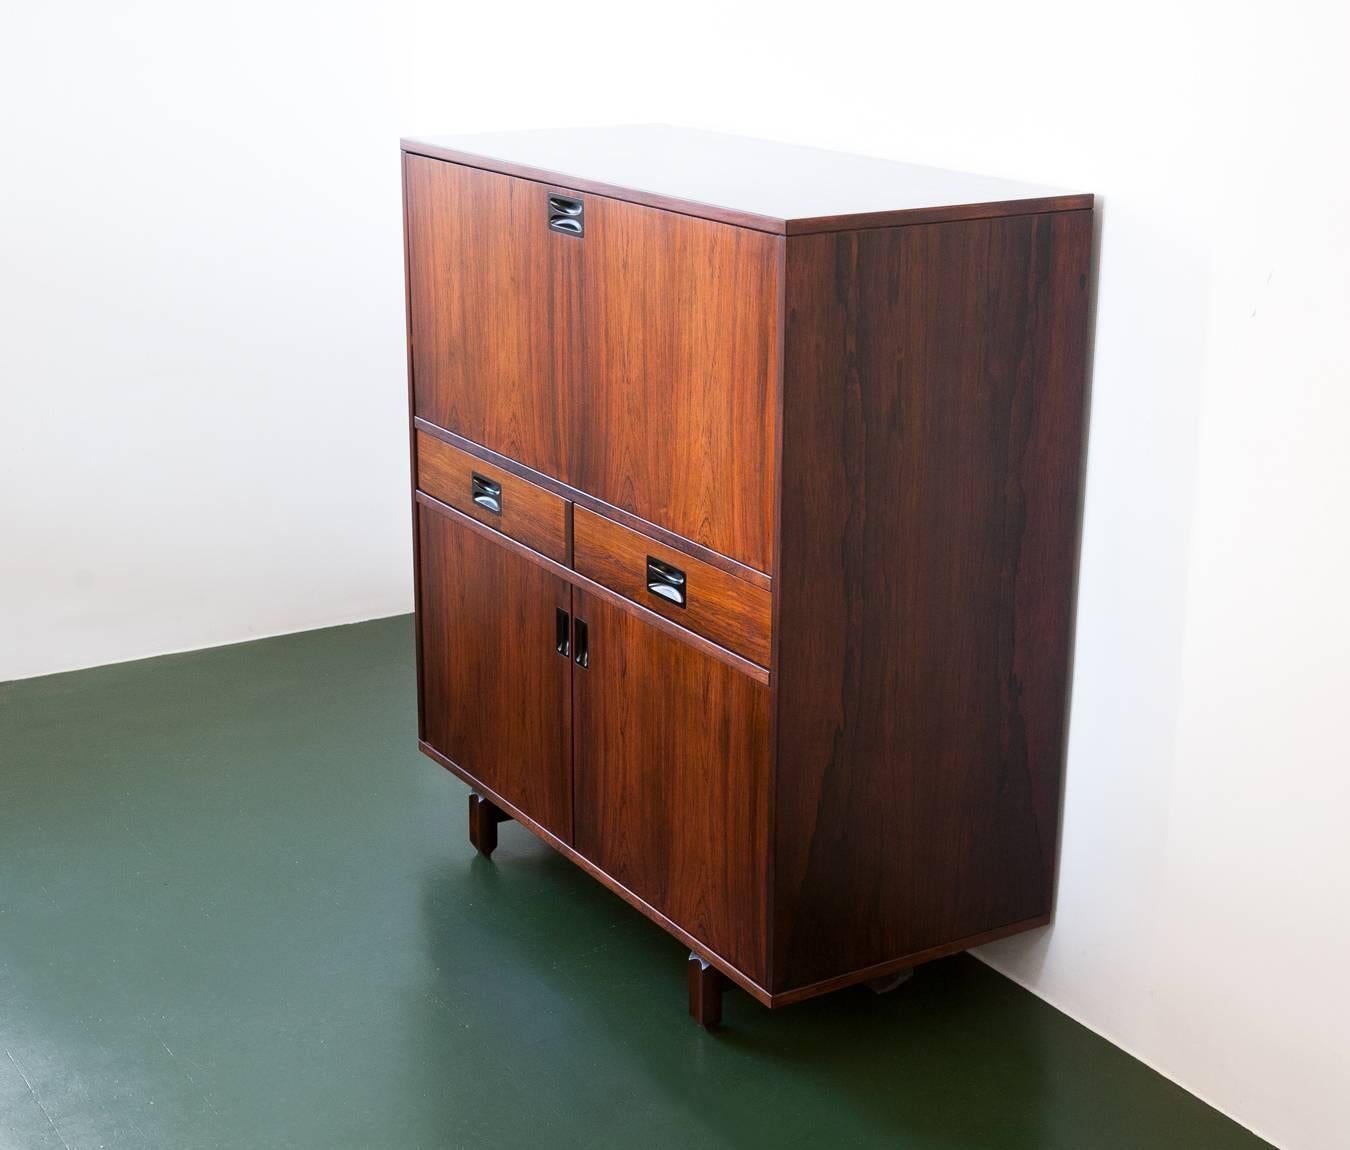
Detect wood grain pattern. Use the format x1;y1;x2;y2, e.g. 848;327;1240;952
405;135;1095;1011
770;210;1092;994
417;501;574;841
574;195;781;573
413;418;772;591
424;738;1050;1007
414;492;770;684
415;430;568;562
418;737;776;1006
572;590;771;982
572;507;772;668
405;155;581;481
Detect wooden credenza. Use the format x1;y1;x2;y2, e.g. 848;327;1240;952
401;126;1093;1027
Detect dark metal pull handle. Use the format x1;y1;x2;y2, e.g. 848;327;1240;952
555;608;570;657
471;472;501;515
646;556;687;608
548;194;584;237
573;618;589;669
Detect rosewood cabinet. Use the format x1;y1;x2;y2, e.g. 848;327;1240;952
402;125;1094;1026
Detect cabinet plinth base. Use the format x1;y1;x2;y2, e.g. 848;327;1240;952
468;792;510;858
688;952;725;1030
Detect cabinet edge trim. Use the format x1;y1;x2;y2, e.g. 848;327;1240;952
400;141;1094;235
401;142;788;235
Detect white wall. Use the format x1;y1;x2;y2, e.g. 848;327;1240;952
3;2;1346;1145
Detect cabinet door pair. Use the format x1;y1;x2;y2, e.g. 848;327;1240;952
403;154;781;574
417;506;769;977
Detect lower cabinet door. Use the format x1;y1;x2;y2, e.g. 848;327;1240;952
571;591;771;981
417;505;573;841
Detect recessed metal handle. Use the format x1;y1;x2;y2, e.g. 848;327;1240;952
646;556;687;608
470;472;501;515
548;194;584;237
555;608;570;657
573;618;589;669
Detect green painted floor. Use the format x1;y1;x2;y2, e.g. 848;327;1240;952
1;616;1267;1150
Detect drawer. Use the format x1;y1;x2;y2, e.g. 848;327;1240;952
416;431;567;563
572;507;772;667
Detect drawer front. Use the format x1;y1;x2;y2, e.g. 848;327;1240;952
572;507;771;667
416;431;568;562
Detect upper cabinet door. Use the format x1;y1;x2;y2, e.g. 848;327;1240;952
574;199;781;574
405;155;581;482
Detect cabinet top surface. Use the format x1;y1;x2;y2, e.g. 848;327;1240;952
401;125;1092;234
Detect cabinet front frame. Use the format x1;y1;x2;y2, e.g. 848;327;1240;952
402;144;786;1007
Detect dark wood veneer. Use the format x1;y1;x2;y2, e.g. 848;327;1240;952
415;430;567;563
414;492;770;685
405;155;581;481
413;417;772;590
572;590;771;982
574;196;781;572
572;507;773;668
417;504;574;841
771;209;1092;993
418;737;777;1005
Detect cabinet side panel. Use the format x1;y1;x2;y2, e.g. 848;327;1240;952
772;211;1092;993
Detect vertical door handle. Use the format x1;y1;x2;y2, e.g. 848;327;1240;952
573;618;589;669
555;608;570;657
548;194;584;237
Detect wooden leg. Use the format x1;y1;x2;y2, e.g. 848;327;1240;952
468;792;509;858
866;966;914;994
688;952;724;1030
